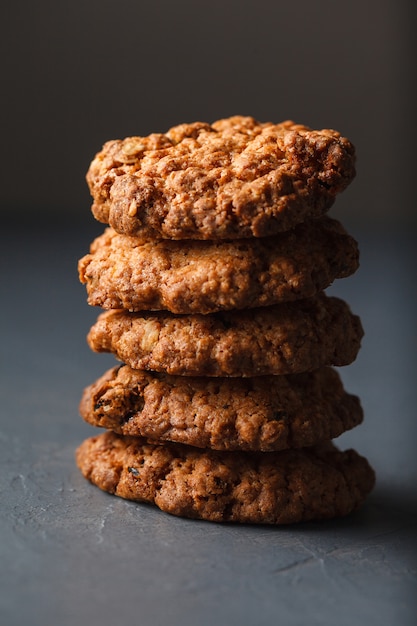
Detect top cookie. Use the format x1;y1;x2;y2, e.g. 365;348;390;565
86;116;356;240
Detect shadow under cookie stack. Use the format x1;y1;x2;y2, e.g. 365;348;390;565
76;116;375;524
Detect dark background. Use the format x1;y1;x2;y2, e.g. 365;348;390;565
1;0;415;231
1;3;417;625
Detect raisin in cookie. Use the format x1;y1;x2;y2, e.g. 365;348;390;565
86;116;356;240
76;431;375;524
86;294;364;377
78;217;359;314
80;365;363;451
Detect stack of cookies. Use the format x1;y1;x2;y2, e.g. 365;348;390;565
76;116;375;524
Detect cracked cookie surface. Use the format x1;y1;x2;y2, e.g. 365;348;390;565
86;294;363;377
79;365;363;451
86;116;356;240
78;217;359;314
76;431;375;524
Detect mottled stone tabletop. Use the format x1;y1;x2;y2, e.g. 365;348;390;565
1;219;416;626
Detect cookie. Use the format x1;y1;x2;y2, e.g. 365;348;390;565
75;431;375;524
86;294;363;377
79;365;363;451
78;217;359;314
86;116;356;240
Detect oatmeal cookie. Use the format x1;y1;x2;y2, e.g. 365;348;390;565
86;116;356;240
76;431;375;524
78;217;359;314
86;294;363;377
79;365;363;451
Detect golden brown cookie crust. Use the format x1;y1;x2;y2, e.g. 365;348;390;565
86;294;363;377
78;217;359;314
75;431;375;524
86;116;356;240
79;365;363;451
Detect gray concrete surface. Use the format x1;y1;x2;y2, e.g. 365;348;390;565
1;221;416;626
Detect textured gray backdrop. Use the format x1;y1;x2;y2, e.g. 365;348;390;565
1;4;416;625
